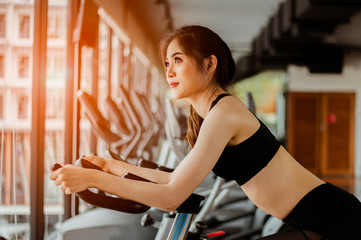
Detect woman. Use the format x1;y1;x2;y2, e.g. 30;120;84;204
50;25;361;239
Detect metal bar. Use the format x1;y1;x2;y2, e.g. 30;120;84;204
63;0;78;221
118;40;124;87
30;0;47;239
73;42;82;216
107;28;112;98
167;213;195;240
90;22;99;154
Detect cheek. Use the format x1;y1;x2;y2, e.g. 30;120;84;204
194;72;209;90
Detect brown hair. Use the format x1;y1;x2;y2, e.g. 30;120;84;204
160;25;235;148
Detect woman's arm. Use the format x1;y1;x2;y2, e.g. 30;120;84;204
50;164;176;211
51;100;240;211
82;155;172;184
162;103;239;209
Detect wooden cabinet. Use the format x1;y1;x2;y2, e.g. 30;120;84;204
288;92;355;177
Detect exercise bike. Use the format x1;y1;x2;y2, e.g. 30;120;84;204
51;158;230;240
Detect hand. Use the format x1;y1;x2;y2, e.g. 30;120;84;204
49;165;94;194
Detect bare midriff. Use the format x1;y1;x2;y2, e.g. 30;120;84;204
241;146;325;220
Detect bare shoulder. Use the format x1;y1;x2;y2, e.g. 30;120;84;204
207;95;261;145
208;95;255;124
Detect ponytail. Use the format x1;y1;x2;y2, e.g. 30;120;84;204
186;106;203;148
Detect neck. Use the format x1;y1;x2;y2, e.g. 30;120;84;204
187;88;226;119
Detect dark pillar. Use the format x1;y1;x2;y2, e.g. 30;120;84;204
30;0;47;239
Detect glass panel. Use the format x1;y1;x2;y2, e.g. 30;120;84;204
18;94;29;119
0;54;4;78
0;2;34;238
0;14;5;38
18;55;29;78
19;14;30;39
79;45;92;158
44;0;68;238
0;93;3;119
0;0;68;239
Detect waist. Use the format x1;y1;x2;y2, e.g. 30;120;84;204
241;147;325;219
283;182;328;222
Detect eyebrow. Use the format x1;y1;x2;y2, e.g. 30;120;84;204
166;52;184;60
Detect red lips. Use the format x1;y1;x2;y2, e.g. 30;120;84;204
169;82;179;88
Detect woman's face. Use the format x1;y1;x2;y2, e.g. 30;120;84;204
165;39;207;100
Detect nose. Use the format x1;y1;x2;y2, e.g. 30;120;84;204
167;65;175;78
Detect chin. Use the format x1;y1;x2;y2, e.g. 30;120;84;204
171;90;184;100
172;96;183;101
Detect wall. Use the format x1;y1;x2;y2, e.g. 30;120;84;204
92;0;165;73
287;52;361;177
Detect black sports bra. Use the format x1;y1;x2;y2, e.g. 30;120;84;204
209;94;281;186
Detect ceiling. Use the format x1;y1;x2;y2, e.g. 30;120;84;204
167;0;284;60
127;0;284;60
125;0;361;77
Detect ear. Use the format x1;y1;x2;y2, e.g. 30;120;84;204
206;55;218;74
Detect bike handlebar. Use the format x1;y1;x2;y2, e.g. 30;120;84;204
51;159;150;214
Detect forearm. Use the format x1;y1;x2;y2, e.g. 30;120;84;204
84;155;172;184
51;163;183;211
91;170;180;211
108;159;172;184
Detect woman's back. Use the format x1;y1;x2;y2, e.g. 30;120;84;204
210;94;325;219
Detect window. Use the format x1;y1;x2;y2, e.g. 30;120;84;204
48;14;64;39
18;55;29;78
46;89;64;119
19;14;30;39
0;14;5;38
18;95;28;119
47;52;65;79
0;55;4;78
0;94;3;119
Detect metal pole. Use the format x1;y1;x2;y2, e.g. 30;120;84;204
107;28;112;98
30;0;47;239
63;0;78;221
73;42;82;216
89;21;100;154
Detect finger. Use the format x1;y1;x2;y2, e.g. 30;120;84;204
64;188;72;195
60;183;66;191
54;178;61;186
49;170;59;180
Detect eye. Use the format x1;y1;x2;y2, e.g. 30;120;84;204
174;57;182;63
164;61;169;68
